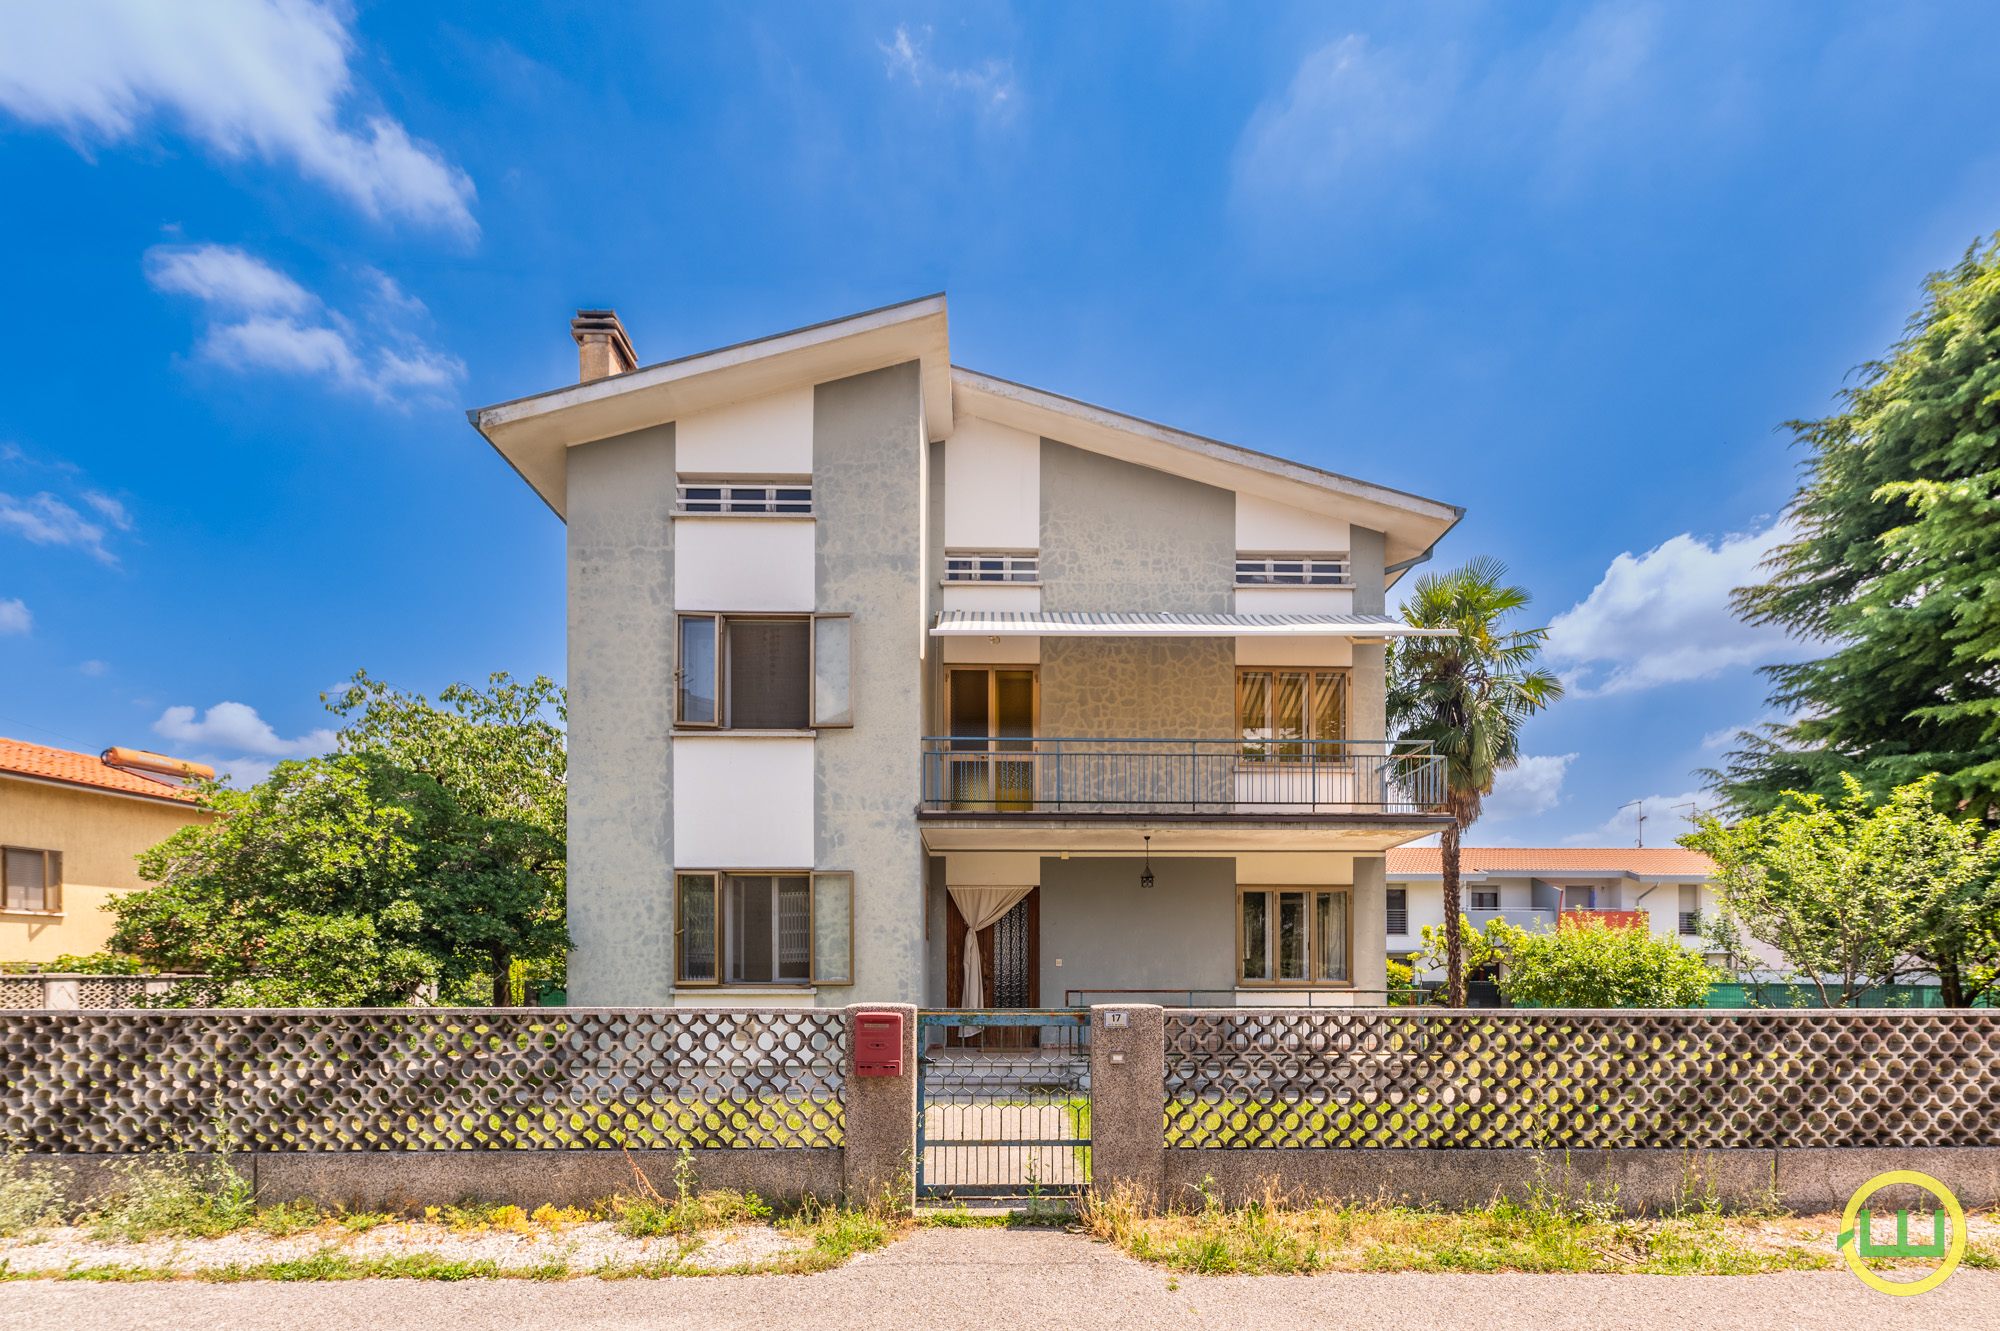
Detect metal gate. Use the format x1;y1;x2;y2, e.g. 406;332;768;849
916;1010;1091;1199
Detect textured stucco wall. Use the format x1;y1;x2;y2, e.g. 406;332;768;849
1038;439;1234;614
1038;856;1236;1001
1037;439;1236;740
566;424;676;1006
1349;525;1387;744
815;362;927;1005
1351;855;1388;998
1038;637;1235;739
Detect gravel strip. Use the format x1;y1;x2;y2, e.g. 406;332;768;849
0;1220;810;1276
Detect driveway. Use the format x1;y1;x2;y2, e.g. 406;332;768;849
0;1226;1990;1330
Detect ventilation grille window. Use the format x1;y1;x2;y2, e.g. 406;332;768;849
677;482;812;515
1236;556;1349;586
944;553;1038;583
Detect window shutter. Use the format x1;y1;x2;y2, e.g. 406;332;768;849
812;615;852;727
812;873;853;984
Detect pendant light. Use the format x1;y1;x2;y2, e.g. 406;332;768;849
1140;835;1155;890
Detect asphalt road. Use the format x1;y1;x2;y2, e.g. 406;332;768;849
2;1227;1997;1330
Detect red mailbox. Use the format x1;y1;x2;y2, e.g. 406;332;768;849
854;1012;905;1077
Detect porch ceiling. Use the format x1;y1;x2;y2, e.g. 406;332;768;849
916;813;1453;854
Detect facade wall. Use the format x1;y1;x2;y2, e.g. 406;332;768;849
672;386;813;475
1038;855;1236;1003
1390;877;1720;981
1235;492;1348;555
0;778;208;962
814;361;929;1005
943;415;1038;550
673;738;815;868
566;424;677;1006
1038;637;1235;739
1038;438;1234;615
673;519;815;612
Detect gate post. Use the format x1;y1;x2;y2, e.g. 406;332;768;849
844;1002;918;1211
1089;1004;1164;1209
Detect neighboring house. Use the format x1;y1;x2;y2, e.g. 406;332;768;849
1385;847;1724;983
469;296;1464;1009
0;740;212;963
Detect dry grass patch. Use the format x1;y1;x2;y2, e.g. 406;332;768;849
1080;1177;2000;1276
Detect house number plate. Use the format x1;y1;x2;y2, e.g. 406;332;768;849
1103;1011;1130;1028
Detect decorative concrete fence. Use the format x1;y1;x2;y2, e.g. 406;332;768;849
0;1005;919;1211
1088;1006;2000;1214
0;974;204;1010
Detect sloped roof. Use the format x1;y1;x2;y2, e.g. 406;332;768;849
1386;847;1715;879
0;737;203;805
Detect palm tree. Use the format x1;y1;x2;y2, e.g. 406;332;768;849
1387;558;1565;1007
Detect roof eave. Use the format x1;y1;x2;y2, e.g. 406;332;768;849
0;769;205;809
468;294;953;520
950;366;1465;567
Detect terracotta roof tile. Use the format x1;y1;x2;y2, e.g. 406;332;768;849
1385;846;1714;877
0;737;203;803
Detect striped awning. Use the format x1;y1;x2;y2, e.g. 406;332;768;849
930;610;1455;637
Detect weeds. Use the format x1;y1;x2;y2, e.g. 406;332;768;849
87;1145;256;1242
0;1150;67;1236
1078;1177;1848;1276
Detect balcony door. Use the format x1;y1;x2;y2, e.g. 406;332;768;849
947;667;1037;809
945;886;1041;1046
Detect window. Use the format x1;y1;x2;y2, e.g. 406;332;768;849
2;848;61;913
1239;888;1349;984
676;613;851;729
676;480;812;515
1471;891;1499;911
1237;669;1348;757
944;552;1038;583
676;871;853;986
1386;888;1408;936
1235;554;1349;586
946;668;1037;807
1679;911;1700;936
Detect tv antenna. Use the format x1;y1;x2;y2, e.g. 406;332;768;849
1620;799;1647;849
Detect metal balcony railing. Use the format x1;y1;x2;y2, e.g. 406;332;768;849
919;737;1445;814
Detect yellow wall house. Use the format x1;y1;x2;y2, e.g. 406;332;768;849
0;738;213;963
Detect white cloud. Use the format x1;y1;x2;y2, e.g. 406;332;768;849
879;25;1016;118
0;599;29;634
0;492;115;563
1479;753;1578;822
82;491;133;529
0;0;475;234
1234;35;1455;205
146;244;462;404
153;701;334;758
1565;789;1713;847
1543;522;1803;695
78;659;108;676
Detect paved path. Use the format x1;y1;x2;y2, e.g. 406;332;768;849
1;1227;1996;1330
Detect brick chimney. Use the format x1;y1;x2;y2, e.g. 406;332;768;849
570;309;637;382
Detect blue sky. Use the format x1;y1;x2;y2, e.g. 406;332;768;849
2;1;1997;847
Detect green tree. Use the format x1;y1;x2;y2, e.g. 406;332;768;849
325;670;568;1005
112;755;440;1006
1388;558;1565;1007
112;673;568;1007
1498;919;1719;1010
1682;775;2000;1007
1715;238;2000;817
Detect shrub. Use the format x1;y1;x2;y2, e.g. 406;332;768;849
1502;919;1719;1009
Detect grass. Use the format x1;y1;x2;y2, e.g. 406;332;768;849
1078;1174;2000;1276
0;1140;904;1281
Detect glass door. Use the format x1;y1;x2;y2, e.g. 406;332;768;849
947;668;1037;809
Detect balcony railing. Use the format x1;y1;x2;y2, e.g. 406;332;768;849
1467;907;1558;934
920;737;1445;815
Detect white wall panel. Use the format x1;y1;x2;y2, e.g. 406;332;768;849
674;738;814;867
1235;635;1353;667
1236;853;1355;885
675;519;815;610
1237;493;1348;553
945;852;1042;886
1233;587;1353;617
945;416;1040;550
942;585;1041;612
942;634;1041;663
675;387;814;476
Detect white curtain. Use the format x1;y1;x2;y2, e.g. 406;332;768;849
948;884;1033;1014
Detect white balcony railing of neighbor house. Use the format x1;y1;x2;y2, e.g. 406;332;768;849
919;738;1446;815
1466;907;1559;934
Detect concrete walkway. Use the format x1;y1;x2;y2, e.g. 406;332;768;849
0;1227;1993;1330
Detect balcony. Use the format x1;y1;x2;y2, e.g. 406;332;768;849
1467;907;1558;934
919;737;1445;816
